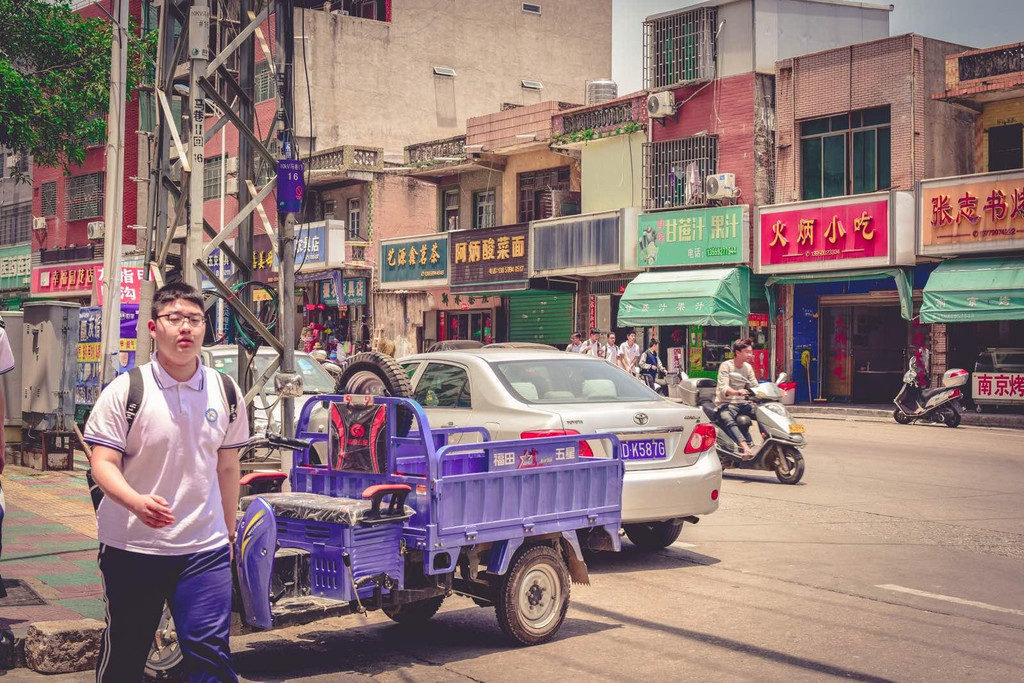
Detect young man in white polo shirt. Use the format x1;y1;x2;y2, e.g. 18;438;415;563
618;330;641;375
85;282;249;681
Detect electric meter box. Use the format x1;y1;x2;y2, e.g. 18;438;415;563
21;301;81;432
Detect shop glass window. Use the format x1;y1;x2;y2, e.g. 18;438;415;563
66;172;104;221
800;106;890;199
988;123;1023;172
413;363;472;408
473;190;495;229
441;188;460;232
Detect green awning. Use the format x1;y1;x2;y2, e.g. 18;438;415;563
765;267;914;321
618;267;749;326
920;258;1024;323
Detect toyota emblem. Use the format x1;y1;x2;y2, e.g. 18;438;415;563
633;412;649;426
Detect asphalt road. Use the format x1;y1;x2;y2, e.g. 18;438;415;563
12;417;1024;682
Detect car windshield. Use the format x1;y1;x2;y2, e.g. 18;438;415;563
208;352;336;393
490;358;662;404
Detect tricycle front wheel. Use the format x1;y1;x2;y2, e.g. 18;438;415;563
495;545;570;646
382;595;445;624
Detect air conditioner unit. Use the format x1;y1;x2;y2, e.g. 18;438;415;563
225;177;239;195
32;217;47;231
705;173;738;199
647;91;676;118
87;221;105;240
224;156;239;174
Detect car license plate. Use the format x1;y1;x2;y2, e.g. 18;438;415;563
622;439;667;460
788;424;805;434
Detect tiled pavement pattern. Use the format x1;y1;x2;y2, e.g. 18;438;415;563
0;454;105;628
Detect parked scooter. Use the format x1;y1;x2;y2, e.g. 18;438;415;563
311;348;345;384
680;373;806;484
892;361;967;427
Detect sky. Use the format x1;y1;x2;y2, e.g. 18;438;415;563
612;0;1024;94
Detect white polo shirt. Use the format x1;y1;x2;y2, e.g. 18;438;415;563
84;354;249;555
619;341;641;372
0;315;15;376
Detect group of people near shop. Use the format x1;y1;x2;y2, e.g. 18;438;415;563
565;328;670;389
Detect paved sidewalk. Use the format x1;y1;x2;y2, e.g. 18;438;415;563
0;454;104;630
787;403;1024;429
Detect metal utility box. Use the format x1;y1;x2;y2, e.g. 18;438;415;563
1;311;23;427
21;302;80;432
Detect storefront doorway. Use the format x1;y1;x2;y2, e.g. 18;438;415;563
440;310;493;343
821;303;907;402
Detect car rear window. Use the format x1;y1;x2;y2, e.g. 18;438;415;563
491;358;661;404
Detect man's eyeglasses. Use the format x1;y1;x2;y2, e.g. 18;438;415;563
157;313;205;328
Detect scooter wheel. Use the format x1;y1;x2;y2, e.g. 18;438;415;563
774;448;805;485
893;409;913;425
942;408;961;428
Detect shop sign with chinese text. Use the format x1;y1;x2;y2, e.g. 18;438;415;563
755;191;915;274
919;169;1024;256
294;220;347;273
380;234;448;288
31;262;102;298
95;266;153;305
450;223;529;293
973;372;1024;404
324;275;367;306
0;244;31;291
637;205;748;268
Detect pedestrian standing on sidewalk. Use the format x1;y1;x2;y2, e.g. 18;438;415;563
582;328;606;358
565;331;583;353
0;313;16;599
605;332;620;366
84;282;249;681
618;330;641;375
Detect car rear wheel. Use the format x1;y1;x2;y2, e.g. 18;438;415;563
382;595;445;624
337;352;414;436
624;521;683;550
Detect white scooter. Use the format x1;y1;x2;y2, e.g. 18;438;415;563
892;361;967;428
680;373;807;484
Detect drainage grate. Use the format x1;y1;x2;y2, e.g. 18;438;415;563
0;578;47;607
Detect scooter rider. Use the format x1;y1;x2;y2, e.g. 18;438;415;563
639;338;666;389
716;338;759;458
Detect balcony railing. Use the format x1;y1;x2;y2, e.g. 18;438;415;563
959;44;1024;82
643;7;717;90
307;144;383;174
561;102;636;136
405;135;466;165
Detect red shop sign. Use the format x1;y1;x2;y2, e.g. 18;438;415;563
759;198;889;270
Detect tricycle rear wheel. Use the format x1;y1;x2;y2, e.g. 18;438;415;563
494;544;570;646
382;595;445;624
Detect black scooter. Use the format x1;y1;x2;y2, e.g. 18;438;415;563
893;361;968;428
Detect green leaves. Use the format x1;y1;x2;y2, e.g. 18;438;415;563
0;0;153;174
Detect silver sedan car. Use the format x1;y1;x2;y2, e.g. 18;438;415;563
400;349;722;549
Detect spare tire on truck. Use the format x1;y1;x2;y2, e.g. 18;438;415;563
336;352;414;437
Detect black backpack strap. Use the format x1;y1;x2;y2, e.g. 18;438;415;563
218;371;238;424
125;367;144;437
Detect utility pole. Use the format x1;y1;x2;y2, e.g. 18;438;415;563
185;0;210;289
98;0;128;387
276;0;300;441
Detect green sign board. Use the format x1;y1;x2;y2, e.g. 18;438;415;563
637;205;748;268
380;235;448;287
0;244;31;291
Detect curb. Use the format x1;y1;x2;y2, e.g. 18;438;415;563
788;407;1024;430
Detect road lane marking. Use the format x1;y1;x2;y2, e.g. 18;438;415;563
876;584;1024;617
674;542;697;548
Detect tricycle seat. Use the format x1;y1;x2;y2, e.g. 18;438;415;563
240;492;413;527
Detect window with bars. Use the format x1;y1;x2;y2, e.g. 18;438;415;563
518;167;570;222
441;188;460;232
66;172;104;221
254;139;279;186
643;136;718;210
204;156;223;201
643;7;717;89
0;206;31;245
255;61;276;103
800;106;891;200
41;181;57;217
473;190;496;229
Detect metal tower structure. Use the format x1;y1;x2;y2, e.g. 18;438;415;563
144;0;300;436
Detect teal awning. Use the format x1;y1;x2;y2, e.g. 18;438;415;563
618;267;749;326
920;258;1024;323
765;267;914;321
